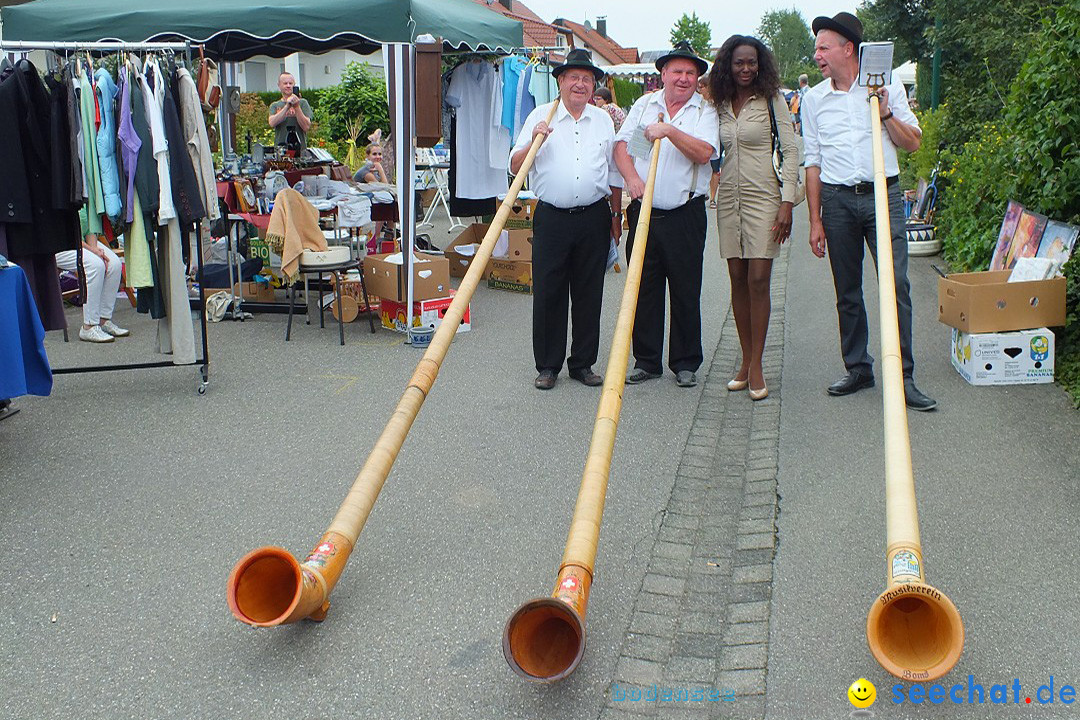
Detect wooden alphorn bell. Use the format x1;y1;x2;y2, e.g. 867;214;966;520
226;101;562;627
503;121;664;682
862;78;963;681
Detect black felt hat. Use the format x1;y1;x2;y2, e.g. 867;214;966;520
552;48;605;82
811;12;863;46
654;40;709;76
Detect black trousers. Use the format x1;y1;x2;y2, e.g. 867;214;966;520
532;199;610;373
625;195;707;375
820;181;915;378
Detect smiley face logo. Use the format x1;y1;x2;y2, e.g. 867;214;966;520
848;678;876;708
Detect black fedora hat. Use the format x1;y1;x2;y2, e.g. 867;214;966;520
553;48;605;82
811;12;863;46
654;40;709;76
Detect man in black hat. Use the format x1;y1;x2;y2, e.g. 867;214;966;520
613;41;719;389
802;12;937;411
510;49;623;390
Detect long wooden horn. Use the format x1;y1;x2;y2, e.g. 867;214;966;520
226;100;562;627
503;128;664;682
863;85;963;681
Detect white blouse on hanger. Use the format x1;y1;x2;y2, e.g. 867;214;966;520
445;60;510;200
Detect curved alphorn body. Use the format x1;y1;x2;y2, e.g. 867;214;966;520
863;90;963;681
503;133;664;682
227;101;562;627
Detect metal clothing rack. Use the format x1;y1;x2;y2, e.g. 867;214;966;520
0;39;213;394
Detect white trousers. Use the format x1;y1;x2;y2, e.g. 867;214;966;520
55;246;122;326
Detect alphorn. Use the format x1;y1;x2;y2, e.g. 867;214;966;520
503;127;664;682
226;100;562;627
863;85;963;681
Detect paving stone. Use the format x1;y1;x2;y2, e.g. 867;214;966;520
729;581;771;603
733;548;774;566
678;611;725;635
717;668;767;695
722;621;769;646
615;657;665;686
719;643;767;671
732;564;773;584
648;556;690;579
635;590;673;615
654;541;694;562
664;655;717;684
629;611;678;638
624;632;673;663
642;572;687;597
671;631;724;658
735;533;775;551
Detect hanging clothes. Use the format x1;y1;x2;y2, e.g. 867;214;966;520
175;67;220;224
500;56;527;134
77;63;106;234
0;59;80;331
448;113;496;217
94;67;123;221
529;62;558;105
161;64;205;229
140;58;176;225
445;60;509;200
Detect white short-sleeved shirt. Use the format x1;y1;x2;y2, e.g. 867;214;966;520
510;101;619;209
445;61;510;200
615;91;719;210
801;76;919;184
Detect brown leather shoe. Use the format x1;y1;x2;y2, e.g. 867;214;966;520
568;367;603;386
534;369;557;390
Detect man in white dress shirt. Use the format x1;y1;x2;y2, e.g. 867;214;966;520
510;49;623;390
802;12;937;411
614;41;719;388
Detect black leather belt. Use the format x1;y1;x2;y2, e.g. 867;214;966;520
826;176;899;195
537;198;607;215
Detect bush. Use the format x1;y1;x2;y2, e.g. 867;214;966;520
319;61;390;143
936;2;1080;404
611;77;643;110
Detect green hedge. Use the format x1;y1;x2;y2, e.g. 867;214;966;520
935;3;1080;404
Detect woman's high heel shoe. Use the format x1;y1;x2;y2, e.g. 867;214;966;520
727;378;749;391
749;384;769;401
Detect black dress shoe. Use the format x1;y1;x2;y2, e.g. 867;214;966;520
827;371;875;396
568;367;603;386
904;383;938;411
675;370;697;387
534;369;556;390
626;368;662;384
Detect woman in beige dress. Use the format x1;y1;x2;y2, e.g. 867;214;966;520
708;36;798;400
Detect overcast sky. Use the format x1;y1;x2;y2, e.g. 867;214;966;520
522;0;861;53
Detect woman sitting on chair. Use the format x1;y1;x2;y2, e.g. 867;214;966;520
54;209;130;343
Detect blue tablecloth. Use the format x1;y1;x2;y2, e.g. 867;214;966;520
0;264;53;400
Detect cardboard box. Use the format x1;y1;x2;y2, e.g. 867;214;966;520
487;258;533;294
938;271;1066;333
950;327;1054;386
483;198;535;229
445;224;492;279
494;228;532;262
379;289;470;334
364;252;450;302
203;281;275;302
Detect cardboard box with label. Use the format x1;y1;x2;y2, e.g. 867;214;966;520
938;271;1065;333
380;288;470;334
950;327;1054;386
487;257;533;294
364;252;450;303
484;198;535;229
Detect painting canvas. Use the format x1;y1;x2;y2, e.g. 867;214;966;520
990;200;1023;271
1005;209;1048;270
1036;220;1079;264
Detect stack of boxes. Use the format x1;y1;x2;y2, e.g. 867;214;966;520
937;270;1065;385
445;199;535;294
365;251;470;336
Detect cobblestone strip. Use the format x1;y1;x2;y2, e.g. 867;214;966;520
601;245;789;720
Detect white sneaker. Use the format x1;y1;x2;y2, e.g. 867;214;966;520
79;325;115;343
100;320;130;337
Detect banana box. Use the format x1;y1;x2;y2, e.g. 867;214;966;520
379;288;470;335
487;258;533;294
951;327;1054;385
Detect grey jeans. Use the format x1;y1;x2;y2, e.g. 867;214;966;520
820;181;915;379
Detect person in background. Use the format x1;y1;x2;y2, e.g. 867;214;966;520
794;73;810;134
698;77;722;209
267;72;313;151
802;12;936;411
510;48;622;390
708;35;798;401
353;142;389;183
54;210;130;343
614;41;719;389
591;86;627;132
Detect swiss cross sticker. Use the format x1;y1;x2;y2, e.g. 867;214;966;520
561;576;579;591
316;542;335;554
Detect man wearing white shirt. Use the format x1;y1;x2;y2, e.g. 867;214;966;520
803;12;936;411
614;41;719;388
510;49;623;390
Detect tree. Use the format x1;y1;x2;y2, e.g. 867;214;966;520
856;0;933;65
319;61;390;142
757;8;820;88
670;12;712;57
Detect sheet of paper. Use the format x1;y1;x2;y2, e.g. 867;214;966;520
628;125;653;161
858;41;894;87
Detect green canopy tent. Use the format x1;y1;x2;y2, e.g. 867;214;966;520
0;0;522;58
2;0;522;327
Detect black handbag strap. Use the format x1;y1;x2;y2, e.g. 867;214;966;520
766;94;782;163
